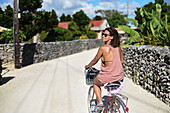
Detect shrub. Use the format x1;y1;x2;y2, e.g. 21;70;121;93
80;35;88;39
87;31;97;39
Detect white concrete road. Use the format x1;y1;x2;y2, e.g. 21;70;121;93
0;48;169;113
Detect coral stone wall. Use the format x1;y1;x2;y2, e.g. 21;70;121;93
122;45;169;104
0;39;103;66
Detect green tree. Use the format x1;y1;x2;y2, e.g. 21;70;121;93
0;5;13;28
35;10;58;32
45;27;73;41
93;15;102;20
66;14;72;21
0;27;26;44
60;13;67;22
87;31;97;39
95;9;127;27
19;0;43;13
107;10;127;27
135;0;170;24
60;14;72;22
72;10;90;32
0;7;3;14
19;12;34;40
119;4;170;46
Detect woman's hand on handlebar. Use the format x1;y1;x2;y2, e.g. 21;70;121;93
85;65;89;69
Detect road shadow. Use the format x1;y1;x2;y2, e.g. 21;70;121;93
22;43;36;67
0;76;15;86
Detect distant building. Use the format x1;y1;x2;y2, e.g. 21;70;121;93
90;19;110;39
57;22;70;29
57;20;137;39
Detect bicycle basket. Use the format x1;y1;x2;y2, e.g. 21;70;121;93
85;67;100;85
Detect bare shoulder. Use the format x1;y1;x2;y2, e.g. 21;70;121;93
100;45;110;49
100;45;110;51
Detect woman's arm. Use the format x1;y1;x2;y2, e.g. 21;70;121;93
119;47;124;64
85;47;103;69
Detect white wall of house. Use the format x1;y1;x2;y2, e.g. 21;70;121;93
98;31;102;39
90;19;110;39
100;19;110;30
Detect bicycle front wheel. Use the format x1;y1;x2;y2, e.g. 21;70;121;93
108;97;127;113
87;86;98;113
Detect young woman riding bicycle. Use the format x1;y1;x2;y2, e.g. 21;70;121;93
85;27;124;111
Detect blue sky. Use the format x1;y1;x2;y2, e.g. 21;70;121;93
0;0;169;20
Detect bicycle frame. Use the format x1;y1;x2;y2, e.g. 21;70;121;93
105;94;128;113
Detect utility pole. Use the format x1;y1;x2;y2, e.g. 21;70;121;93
13;0;21;69
127;0;129;19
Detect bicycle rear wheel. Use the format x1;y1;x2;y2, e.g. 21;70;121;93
107;97;126;113
88;86;98;113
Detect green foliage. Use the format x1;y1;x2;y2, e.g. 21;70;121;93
118;25;140;37
72;31;82;40
93;15;102;20
19;10;58;41
95;9;127;27
19;0;43;13
68;21;80;31
86;31;97;39
0;27;26;43
45;27;73;41
120;4;170;46
40;31;49;42
60;14;72;22
0;5;13;28
118;25;143;45
107;10;127;27
135;0;170;24
73;10;90;32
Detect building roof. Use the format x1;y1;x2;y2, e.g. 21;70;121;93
57;20;105;29
90;20;104;27
57;22;70;29
0;26;10;33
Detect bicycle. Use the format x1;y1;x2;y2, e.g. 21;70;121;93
85;67;129;113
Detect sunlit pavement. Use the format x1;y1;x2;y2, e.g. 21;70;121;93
0;48;169;113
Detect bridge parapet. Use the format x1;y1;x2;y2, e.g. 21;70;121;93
123;45;169;105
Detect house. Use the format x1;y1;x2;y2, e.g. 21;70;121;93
57;22;70;29
90;19;110;39
57;19;110;39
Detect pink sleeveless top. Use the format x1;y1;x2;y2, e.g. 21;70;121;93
98;45;124;84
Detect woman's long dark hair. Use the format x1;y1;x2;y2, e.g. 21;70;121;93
105;27;120;47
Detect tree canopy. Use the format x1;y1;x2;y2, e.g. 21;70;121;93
19;0;43;13
135;0;170;24
95;9;127;27
60;14;72;22
0;5;13;28
72;10;90;32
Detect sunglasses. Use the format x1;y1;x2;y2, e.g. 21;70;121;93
102;33;110;37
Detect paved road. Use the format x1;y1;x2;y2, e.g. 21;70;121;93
0;48;169;113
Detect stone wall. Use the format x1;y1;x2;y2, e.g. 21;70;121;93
122;45;169;105
0;39;103;66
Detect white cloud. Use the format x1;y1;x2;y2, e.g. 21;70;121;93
0;0;140;19
0;0;13;10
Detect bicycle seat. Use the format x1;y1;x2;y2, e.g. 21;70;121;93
105;81;121;88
